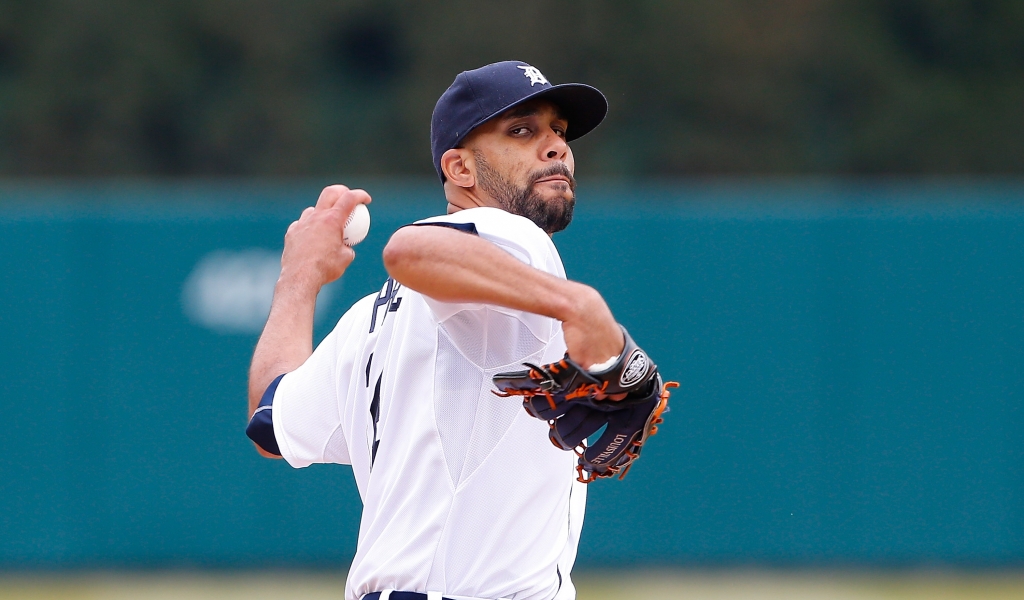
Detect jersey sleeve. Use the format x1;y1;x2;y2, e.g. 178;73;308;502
271;303;364;468
415;207;566;321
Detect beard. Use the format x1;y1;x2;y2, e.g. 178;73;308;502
474;151;576;234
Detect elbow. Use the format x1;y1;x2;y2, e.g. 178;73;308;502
247;411;284;459
247;374;285;460
247;385;263;417
255;445;282;460
382;227;421;281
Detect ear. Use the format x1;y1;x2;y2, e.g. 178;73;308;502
440;148;475;188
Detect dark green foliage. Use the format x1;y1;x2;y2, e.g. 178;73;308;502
0;0;1021;176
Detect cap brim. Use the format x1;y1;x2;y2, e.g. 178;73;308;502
526;83;608;142
461;82;608;146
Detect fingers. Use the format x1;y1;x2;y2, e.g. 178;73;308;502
333;188;372;215
316;185;373;210
328;188;372;230
348;188;373;206
287;206;315;238
297;186;372;247
315;184;350;210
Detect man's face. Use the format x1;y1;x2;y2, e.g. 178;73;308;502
464;100;577;234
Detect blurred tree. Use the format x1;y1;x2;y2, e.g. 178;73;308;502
0;0;1021;177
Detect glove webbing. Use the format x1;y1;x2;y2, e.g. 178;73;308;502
575;380;677;483
492;358;610;408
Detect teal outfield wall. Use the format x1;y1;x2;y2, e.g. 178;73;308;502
2;181;1024;569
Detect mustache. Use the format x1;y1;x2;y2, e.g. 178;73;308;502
529;163;576;192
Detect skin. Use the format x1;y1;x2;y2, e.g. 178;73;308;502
247;185;370;458
248;99;623;459
440;101;577;232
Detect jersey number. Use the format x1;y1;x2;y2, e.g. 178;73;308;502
365;353;383;467
369;277;402;334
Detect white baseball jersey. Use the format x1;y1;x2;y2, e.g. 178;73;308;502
270;207;587;600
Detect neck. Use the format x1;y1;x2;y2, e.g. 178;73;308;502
444;182;501;213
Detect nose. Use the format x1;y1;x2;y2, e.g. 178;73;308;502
541;128;569;161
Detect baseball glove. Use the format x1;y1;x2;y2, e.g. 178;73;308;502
493;327;677;483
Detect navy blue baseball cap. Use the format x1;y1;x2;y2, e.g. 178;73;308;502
430;60;608;182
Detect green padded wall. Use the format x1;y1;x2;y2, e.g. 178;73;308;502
2;181;1023;568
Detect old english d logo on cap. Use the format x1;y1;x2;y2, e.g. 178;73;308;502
430;60;608;181
517;66;549;86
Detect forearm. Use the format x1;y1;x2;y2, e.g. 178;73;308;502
384;225;582;320
245;185;369;458
247;275;319;418
383;225;622;367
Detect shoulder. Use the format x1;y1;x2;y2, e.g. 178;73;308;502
323;291;380;348
417;207;560;269
416;207;539;238
336;291;379;325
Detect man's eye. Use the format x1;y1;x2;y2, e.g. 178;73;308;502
510;127;530;136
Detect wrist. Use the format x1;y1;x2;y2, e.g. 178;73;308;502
556;282;601;325
275;268;323;303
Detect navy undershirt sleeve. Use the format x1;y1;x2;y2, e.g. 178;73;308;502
246;374;285;456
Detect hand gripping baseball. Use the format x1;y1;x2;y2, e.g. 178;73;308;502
493;326;678;483
280;185;372;290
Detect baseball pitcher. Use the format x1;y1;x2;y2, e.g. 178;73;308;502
246;61;674;600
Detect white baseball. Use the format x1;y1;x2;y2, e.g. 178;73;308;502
343;203;370;246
